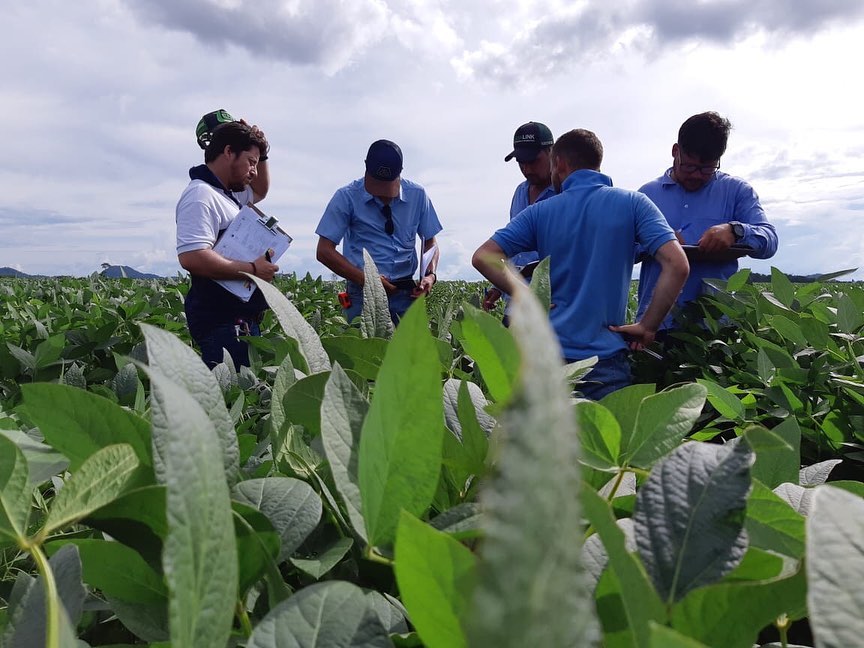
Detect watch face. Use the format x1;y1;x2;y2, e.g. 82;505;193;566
732;223;744;240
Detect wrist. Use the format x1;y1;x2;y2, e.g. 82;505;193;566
425;271;437;283
250;261;257;276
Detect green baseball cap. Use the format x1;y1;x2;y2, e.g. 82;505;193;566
196;109;235;150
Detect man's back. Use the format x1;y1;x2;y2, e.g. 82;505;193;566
492;169;674;360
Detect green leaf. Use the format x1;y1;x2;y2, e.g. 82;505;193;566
322;336;388;381
600;383;656;448
799;459;842;486
807;485;864;648
581;487;665;648
725;267;751;292
291;537;354;580
468;270;597;647
650;623;711;648
320;363;369;543
44;444;140;535
575;401;622;471
634;440;753;604
232;477;322;561
528;256;551;313
0;435;30;543
359;299;444;547
0;429;68;486
394;511;476;648
33;333;66;369
361;249;394;339
140;324;239;485
232;502;282;596
442;378;494;440
281;371;331;437
147;367;237;648
20;383;152;472
455;304;520;404
46;538;167;603
246;581;392;648
453;380;491;476
744;426;799;489
624;383;707;469
270;352;297;436
248;275;331;373
745;481;805;559
770;267;796;308
670;568;806;648
765;314;808;347
696;379;744;421
837;293;864;333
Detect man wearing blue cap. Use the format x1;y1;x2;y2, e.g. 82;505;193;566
483;121;556;317
315;139;442;323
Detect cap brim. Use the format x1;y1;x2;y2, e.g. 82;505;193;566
505;148;542;163
364;174;400;199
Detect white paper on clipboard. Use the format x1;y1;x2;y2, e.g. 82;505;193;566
213;203;293;302
419;243;437;280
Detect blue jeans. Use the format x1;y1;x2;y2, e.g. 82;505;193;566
568;350;632;401
344;283;415;326
194;318;261;370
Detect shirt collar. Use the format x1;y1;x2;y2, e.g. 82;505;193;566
561;169;613;191
362;179;404;206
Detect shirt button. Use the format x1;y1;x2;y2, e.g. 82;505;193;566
684;204;689;208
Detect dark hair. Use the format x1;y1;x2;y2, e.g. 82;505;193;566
677;112;732;161
204;121;268;163
551;129;603;170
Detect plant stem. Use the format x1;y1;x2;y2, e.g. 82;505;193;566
364;546;394;566
606;469;626;501
236;600;253;637
27;541;61;648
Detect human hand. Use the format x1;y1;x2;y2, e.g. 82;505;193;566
697;224;735;253
252;249;278;281
412;274;435;297
239;119;269;157
608;322;656;350
381;276;398;295
482;287;502;311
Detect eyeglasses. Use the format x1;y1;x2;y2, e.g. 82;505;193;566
677;153;720;176
381;204;394;235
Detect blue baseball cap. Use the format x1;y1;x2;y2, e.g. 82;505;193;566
364;140;403;198
505;122;554;162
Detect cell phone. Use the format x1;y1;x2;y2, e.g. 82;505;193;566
338;292;352;309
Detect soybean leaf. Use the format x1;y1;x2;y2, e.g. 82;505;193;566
291;537;354;580
322;336;388;381
454;380;491;477
147;368;237;648
270;352;297;437
455;304;520;404
429;503;483;539
232;477;322;561
245;580;392;648
0;435;30;543
581;487;665;647
725;268;751;292
106;596;169;643
770;267;796;308
696;378;744;421
799;459;842;486
44;444;140;535
280;371;331;437
232;502;282;595
442;378;495;440
0;428;68;487
744;426;798;489
745;480;806;559
365;591;409;635
773;483;814;516
394;511;476;648
141;324;239;485
837;293;864;334
20;383;152;472
624;383;707;469
248;274;331;373
634;440;753;604
361;249;394;339
670;568;806;648
359;299;444;547
601;383;656;449
320;363;369;543
528;256;551;313
576;401;622;471
468;270;598;647
807;485;864;648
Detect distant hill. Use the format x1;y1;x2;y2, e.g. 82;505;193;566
0;267;32;278
99;265;162;279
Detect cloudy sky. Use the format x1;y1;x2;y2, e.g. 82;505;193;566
3;0;863;280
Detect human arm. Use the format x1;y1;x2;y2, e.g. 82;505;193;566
609;239;689;349
472;239;523;296
697;180;777;257
316;236;398;294
239;120;269;202
178;248;278;281
413;236;440;296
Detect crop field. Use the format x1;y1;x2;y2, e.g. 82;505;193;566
1;265;864;647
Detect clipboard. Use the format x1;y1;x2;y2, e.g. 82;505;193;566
682;244;752;262
213;203;293;302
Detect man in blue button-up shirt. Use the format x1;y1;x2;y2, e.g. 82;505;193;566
473;129;689;399
636;112;778;329
316;140;442;324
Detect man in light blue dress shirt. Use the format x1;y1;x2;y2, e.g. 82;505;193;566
483;122;556;317
636;112;778;330
316;140;442;324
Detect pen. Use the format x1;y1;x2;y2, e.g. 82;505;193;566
265;249;272;262
676;223;691;234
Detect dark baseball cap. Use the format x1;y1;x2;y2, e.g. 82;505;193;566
196;109;235;150
364;140;403;198
504;122;554;162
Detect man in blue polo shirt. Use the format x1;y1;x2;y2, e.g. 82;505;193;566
316;139;442;323
636;111;778;329
472;129;689;400
483;122;556;317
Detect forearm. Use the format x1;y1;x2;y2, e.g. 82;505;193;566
317;242;364;285
250;160;269;202
639;242;689;331
472;241;517;294
179;249;258;280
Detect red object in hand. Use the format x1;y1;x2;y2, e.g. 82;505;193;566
338;291;352;309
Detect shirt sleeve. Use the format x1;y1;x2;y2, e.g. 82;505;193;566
633;193;676;257
176;197;220;254
417;190;443;240
315;189;352;244
491;204;538;258
733;181;778;259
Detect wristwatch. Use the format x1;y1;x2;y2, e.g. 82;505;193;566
729;221;745;242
